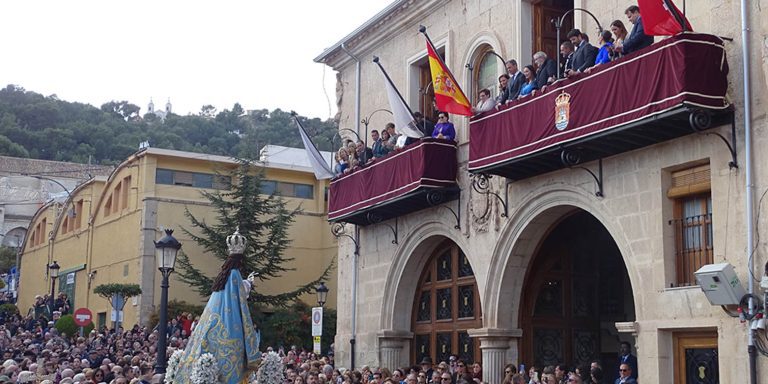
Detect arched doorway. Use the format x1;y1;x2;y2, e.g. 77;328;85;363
520;210;635;370
412;239;482;364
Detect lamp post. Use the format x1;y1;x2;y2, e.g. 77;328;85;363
153;228;181;374
552;8;603;79
315;281;329;308
48;261;60;316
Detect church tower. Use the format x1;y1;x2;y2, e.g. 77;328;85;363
165;98;172;114
148;99;155;114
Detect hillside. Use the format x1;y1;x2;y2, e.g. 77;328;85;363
0;85;339;164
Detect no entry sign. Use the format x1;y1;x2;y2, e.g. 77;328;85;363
73;308;93;327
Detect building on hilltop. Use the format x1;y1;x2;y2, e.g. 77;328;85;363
147;98;172;120
316;0;768;382
17;145;336;328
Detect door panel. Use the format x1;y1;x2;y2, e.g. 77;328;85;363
674;332;718;384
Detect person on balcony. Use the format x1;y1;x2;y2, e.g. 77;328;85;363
518;65;538;99
559;41;575;78
610;20;629;59
385;123;400;150
532;51;557;91
371;130;386;158
355;140;373;166
585;31;616;73
379;129;393;157
432;112;455;141
565;29;598;76
334;148;349;175
495;74;510;105
472;89;495;115
504;59;526;102
414;112;435;138
616;5;654;56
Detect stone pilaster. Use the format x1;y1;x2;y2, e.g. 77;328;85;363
467;328;522;384
378;329;414;370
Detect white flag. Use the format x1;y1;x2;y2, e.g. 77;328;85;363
383;76;425;138
295;117;335;180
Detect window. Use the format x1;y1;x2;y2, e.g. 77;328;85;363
260;180;314;199
121;176;131;209
472;48;499;104
113;182;121;212
668;164;713;287
104;196;113;217
74;200;83;229
155;168;231;190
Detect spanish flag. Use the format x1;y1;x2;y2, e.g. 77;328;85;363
638;0;692;35
426;38;472;116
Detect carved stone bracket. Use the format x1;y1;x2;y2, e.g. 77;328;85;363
471;173;509;218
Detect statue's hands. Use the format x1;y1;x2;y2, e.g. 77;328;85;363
247;272;259;287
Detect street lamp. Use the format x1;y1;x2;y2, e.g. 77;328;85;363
153;228;182;374
48;261;60;316
315;282;329;308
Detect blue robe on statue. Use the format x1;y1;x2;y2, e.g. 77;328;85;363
175;270;261;384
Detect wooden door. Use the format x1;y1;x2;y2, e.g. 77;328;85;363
532;0;573;59
674;332;719;383
412;241;482;364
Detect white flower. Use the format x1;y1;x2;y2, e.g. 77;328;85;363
191;353;219;384
165;350;184;384
256;352;284;384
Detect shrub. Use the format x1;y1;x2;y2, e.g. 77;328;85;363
148;300;205;330
54;314;95;338
0;303;19;318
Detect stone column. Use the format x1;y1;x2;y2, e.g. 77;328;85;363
378;329;413;370
468;328;522;384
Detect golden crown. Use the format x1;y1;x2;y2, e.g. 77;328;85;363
227;227;247;255
555;92;571;105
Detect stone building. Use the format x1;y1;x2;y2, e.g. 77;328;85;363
316;0;768;382
17;145;336;328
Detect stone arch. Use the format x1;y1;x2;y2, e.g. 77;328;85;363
483;184;641;331
379;219;477;331
1;227;27;248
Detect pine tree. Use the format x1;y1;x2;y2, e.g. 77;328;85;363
175;158;332;307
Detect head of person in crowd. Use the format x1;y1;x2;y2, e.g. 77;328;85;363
533;51;548;69
598;30;614;46
386;123;397;138
554;364;568;380
610;19;628;41
567;28;584;47
625;5;641;25
560;41;575;59
505;59;519;75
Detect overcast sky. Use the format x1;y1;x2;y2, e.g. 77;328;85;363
0;0;393;120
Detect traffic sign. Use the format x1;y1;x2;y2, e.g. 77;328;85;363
311;307;323;336
313;336;321;355
73;308;93;327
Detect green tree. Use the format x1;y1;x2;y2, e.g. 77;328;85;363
0;246;17;274
175;159;333;307
258;301;336;350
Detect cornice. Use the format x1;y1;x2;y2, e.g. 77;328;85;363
315;0;448;70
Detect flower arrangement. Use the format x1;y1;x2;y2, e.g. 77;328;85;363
164;350;184;384
190;353;219;384
256;352;284;384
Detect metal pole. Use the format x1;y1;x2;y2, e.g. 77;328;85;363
155;270;171;374
49;277;56;317
739;0;756;381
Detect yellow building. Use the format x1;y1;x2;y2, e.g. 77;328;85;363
18;145;336;328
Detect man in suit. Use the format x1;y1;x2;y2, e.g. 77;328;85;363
614;364;637;384
565;28;598;76
617;341;638;380
504;59;526;102
617;5;654;55
559;41;575;78
532;51;557;91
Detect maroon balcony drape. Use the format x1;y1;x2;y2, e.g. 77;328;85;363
468;33;729;172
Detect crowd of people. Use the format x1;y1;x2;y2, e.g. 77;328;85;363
333;111;452;177
472;5;654;115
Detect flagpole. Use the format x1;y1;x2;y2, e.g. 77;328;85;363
663;0;688;32
372;56;417;120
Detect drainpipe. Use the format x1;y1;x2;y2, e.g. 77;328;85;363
739;0;756;383
340;42;362;369
340;43;362;140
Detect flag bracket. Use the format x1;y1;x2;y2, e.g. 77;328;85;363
471;174;509;218
331;223;360;256
365;213;399;245
441;190;462;230
689;108;738;169
560;151;604;198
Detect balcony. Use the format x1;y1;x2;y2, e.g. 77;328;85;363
468;33;733;180
328;138;459;226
